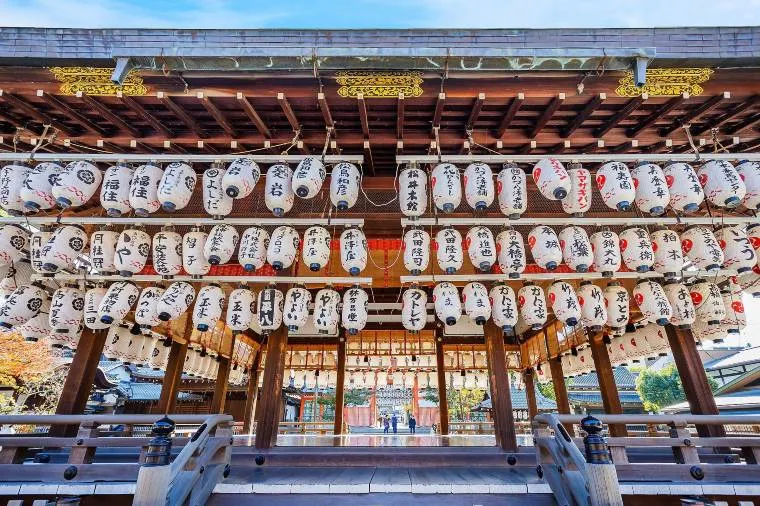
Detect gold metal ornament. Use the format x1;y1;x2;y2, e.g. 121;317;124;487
49;67;148;96
615;68;713;97
336;71;423;98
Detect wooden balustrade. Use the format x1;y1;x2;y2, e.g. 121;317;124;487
277;421;336;434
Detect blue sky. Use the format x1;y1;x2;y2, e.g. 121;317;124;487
1;0;760;28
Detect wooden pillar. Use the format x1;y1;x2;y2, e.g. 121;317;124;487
156;340;188;414
588;332;627;437
254;326;288;450
242;350;261;434
435;336;450;436
334;339;346;435
665;325;725;438
548;355;574;434
483;321;518;451
523;368;538;422
210;334;236;414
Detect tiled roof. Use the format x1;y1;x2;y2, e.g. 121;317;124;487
476;387;557;411
116;382;202;402
569;367;638;390
664;387;760;413
568;391;643;405
704;346;760;371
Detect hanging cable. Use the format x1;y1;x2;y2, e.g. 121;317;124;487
359;161;399;207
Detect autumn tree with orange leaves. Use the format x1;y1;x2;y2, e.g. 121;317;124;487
0;332;63;414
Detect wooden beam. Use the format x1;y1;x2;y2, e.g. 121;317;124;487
484;321;517;451
38;91;108;137
548;355;572;430
529;93;565;139
0;90;76;136
496;93;525;138
588;332;627;437
157;339;188;413
561;93;606;138
363;140;374;176
119;93;173;137
466;92;486;129
726;111;760;135
692;95;760;136
396;92;404;140
317;92;334;130
211;355;232;414
523;368;538;421
357;93;370;138
594;94;648;138
80;94;142;138
242;350;261;434
254;326;288;449
435;335;449;436
626;93;689;138
197;92;237;138
237;92;271;138
277;92;300;132
611;139;639;154
518;140;536;154
333;339;346;436
157;91;208;139
659;92;729;137
431;92;445;133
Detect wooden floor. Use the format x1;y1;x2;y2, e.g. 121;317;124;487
233;433;532;447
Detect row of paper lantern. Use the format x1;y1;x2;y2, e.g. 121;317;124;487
401;223;760;276
0;157;360;217
401;159;760;218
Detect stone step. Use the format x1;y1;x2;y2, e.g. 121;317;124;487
207;493;557;505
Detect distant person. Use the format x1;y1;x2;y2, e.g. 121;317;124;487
409;414;417;434
383;416;390;434
391;414;398;434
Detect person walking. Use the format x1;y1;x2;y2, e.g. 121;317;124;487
408;414;417;434
391;414;398;434
383;415;390;434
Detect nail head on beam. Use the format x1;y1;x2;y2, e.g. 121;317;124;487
36;89;44;97
496;140;503;149
130;140;137;148
599;93;607;100
597;139;605;147
230;140;238;149
164;140;171;148
631;140;639;147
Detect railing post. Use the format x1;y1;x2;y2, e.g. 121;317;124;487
68;420;99;464
582;415;623;506
133;416;176;506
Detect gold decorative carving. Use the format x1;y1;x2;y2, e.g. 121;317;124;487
615;68;713;97
49;67;148;96
336;71;423;98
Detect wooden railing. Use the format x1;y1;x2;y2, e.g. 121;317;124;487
446;420;533;435
277;421;336;434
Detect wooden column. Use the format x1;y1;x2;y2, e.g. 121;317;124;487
548;355;573;434
242;350;261;434
156;340;188;413
588;332;627;437
254;326;288;449
210;334;236;414
523;368;538;422
435;336;450;436
665;325;725;438
333;339;346;435
484;321;518;451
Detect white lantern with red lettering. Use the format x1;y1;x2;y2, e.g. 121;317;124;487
490;284;518;332
313;288;340;333
528;226;562;271
284;286;311;332
227;287;255;331
431;162;461;213
590;230;621;277
690;279;726;325
559;226;593;272
698;160;746;208
152;230;183;277
497;163;527;218
651;228;683;279
340;227;367;276
532;158;570;200
721;282;747;334
53;161;102;209
681;226;724;271
128;163;163;216
0;164;31;215
435;228;463;274
0;267;17;301
30;229;51;274
204;224;239;265
134;286;164;329
596;161;635;211
462;282;490;325
717;225;756;274
433;282;461;326
0;283;46;329
203;166;233;217
22;162;63;212
466;226;496;272
114;228;150;277
399;166;427;217
157;162;196;211
267;226;300;271
222;158;260;199
193;284;224;332
100;164;133;217
663;282;696;329
578;281;607;332
98;281;139;325
292;157;326;199
258;287;284;333
663;162;703;213
157;281;195;322
401;287;427;332
84;286;109;330
342;287;369;335
634;280;672;326
330;162;361;211
464;162;494;211
49;286;84;333
737;160;760;210
518;283;547;330
496;228;526;278
561;166;592;215
547;281;581;326
619;227;654;272
0;225;27;267
748;224;760;261
183;229;210;278
264;163;294;217
603;282;629;330
630;162;670;216
404;228;430;275
238;227;269;272
302;226;331;272
89;230;118;274
41;225;87;273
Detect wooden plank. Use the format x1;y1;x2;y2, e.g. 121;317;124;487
548;355;572;433
484;321;517;451
237;92;271;138
626;93;688;138
254;326;288;449
396;92;404;140
692;95;760;136
726;111;760;135
659;92;729;137
197;92;237;138
495;93;524;138
211;356;232;414
431;92;445;133
157;92;209;139
523;368;538;421
277;92;300;132
588;331;627;437
334;339;346;436
317;92;334;130
594;94;648;138
0;463;141;482
68;420;99;464
357;93;370;138
466;92;486;129
0;90;76;136
79;93;141;138
561;93;605;138
530;93;564;138
242;350;261;434
119;93;173;137
156;338;189;414
435;336;449;436
38;91;108;137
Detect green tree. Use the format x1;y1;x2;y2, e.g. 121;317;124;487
446;388;486;421
422;387;439;405
537;381;556;401
636;365;717;412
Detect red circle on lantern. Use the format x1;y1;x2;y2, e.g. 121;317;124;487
681;239;693;253
719;239;727;250
632;178;639;189
690;291;703;305
464;237;471;249
732;301;745;313
548;292;556;303
495;242;502;254
559;239;565;250
518;295;525;307
740;173;746;182
699;173;708;187
595;174;606;187
620;238;628;252
634;293;644;306
652;241;659;252
754;264;760;275
533;167;542;182
431;176;437;187
528;235;537;248
750;236;760;250
489;297;494;305
578;295;585;306
496;181;503;195
432;240;439;251
665;175;674;188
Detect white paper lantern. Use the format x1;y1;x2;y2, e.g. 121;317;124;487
401;287;427;332
431;162;461;213
149;339;173;370
663;282;696;329
558;226;593;273
340;227;367;276
736;160;760;210
630;162;670;216
596;161;635;211
466;226;496;272
227;287;255;331
399;166;427;217
292;157;326;199
518;283;547;330
152;230;183;277
433;282;461;326
330;162;361;210
736;268;760;298
603;282;629;330
98;281;139;324
99;164;133;217
22;162;64;211
0;283;46;329
313;288;340;333
717;225;756;274
88;230;118;274
29;229;51;274
137;336;160;366
633;280;672;326
651;228;683;278
532;158;570;200
589;230;621;277
698;160;746;208
114;228;150;277
238;227;269;272
284;286;311;332
193;284;225;332
128;163;163;216
721;282;747;334
681;226;724;271
267;226;300;271
202;166;233;217
134;286;165;329
490;284;518;332
497;163;527;218
496;228;526;278
577;282;607;332
561;166;592;215
103;326;131;360
41;225;87;273
0;266;17;301
464;162;494;211
84;286;109;330
0;225;27;267
204;224;239;265
435;228;464;275
49;286;84;332
265;163;294;217
157;162;196;211
258;287;284;332
528;226;562;271
663;162;703;213
222;158;260;199
157;281;195;322
53;161;102;209
619;227;654;273
182;229;210;278
547;281;581;326
342;287;369;335
749;224;760;260
690;280;726;325
302;226;332;272
403;228;430;275
462;282;491;326
0;164;31;215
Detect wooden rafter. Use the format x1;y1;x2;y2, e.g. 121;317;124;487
396;92;404;140
197;92;237;138
157;92;209;139
79;94;141;138
561;93;605;138
317;92;334;129
0;89;76;136
38;91;108;137
236;93;271;138
357;93;370;138
363;139;374;176
659;92;730;137
725;111;760;135
529;93;564;139
626;93;689;138
692;95;760;136
466;92;485;129
495;93;525;138
277;92;300;132
119;93;173;138
594;94;648;138
431;92;445;134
